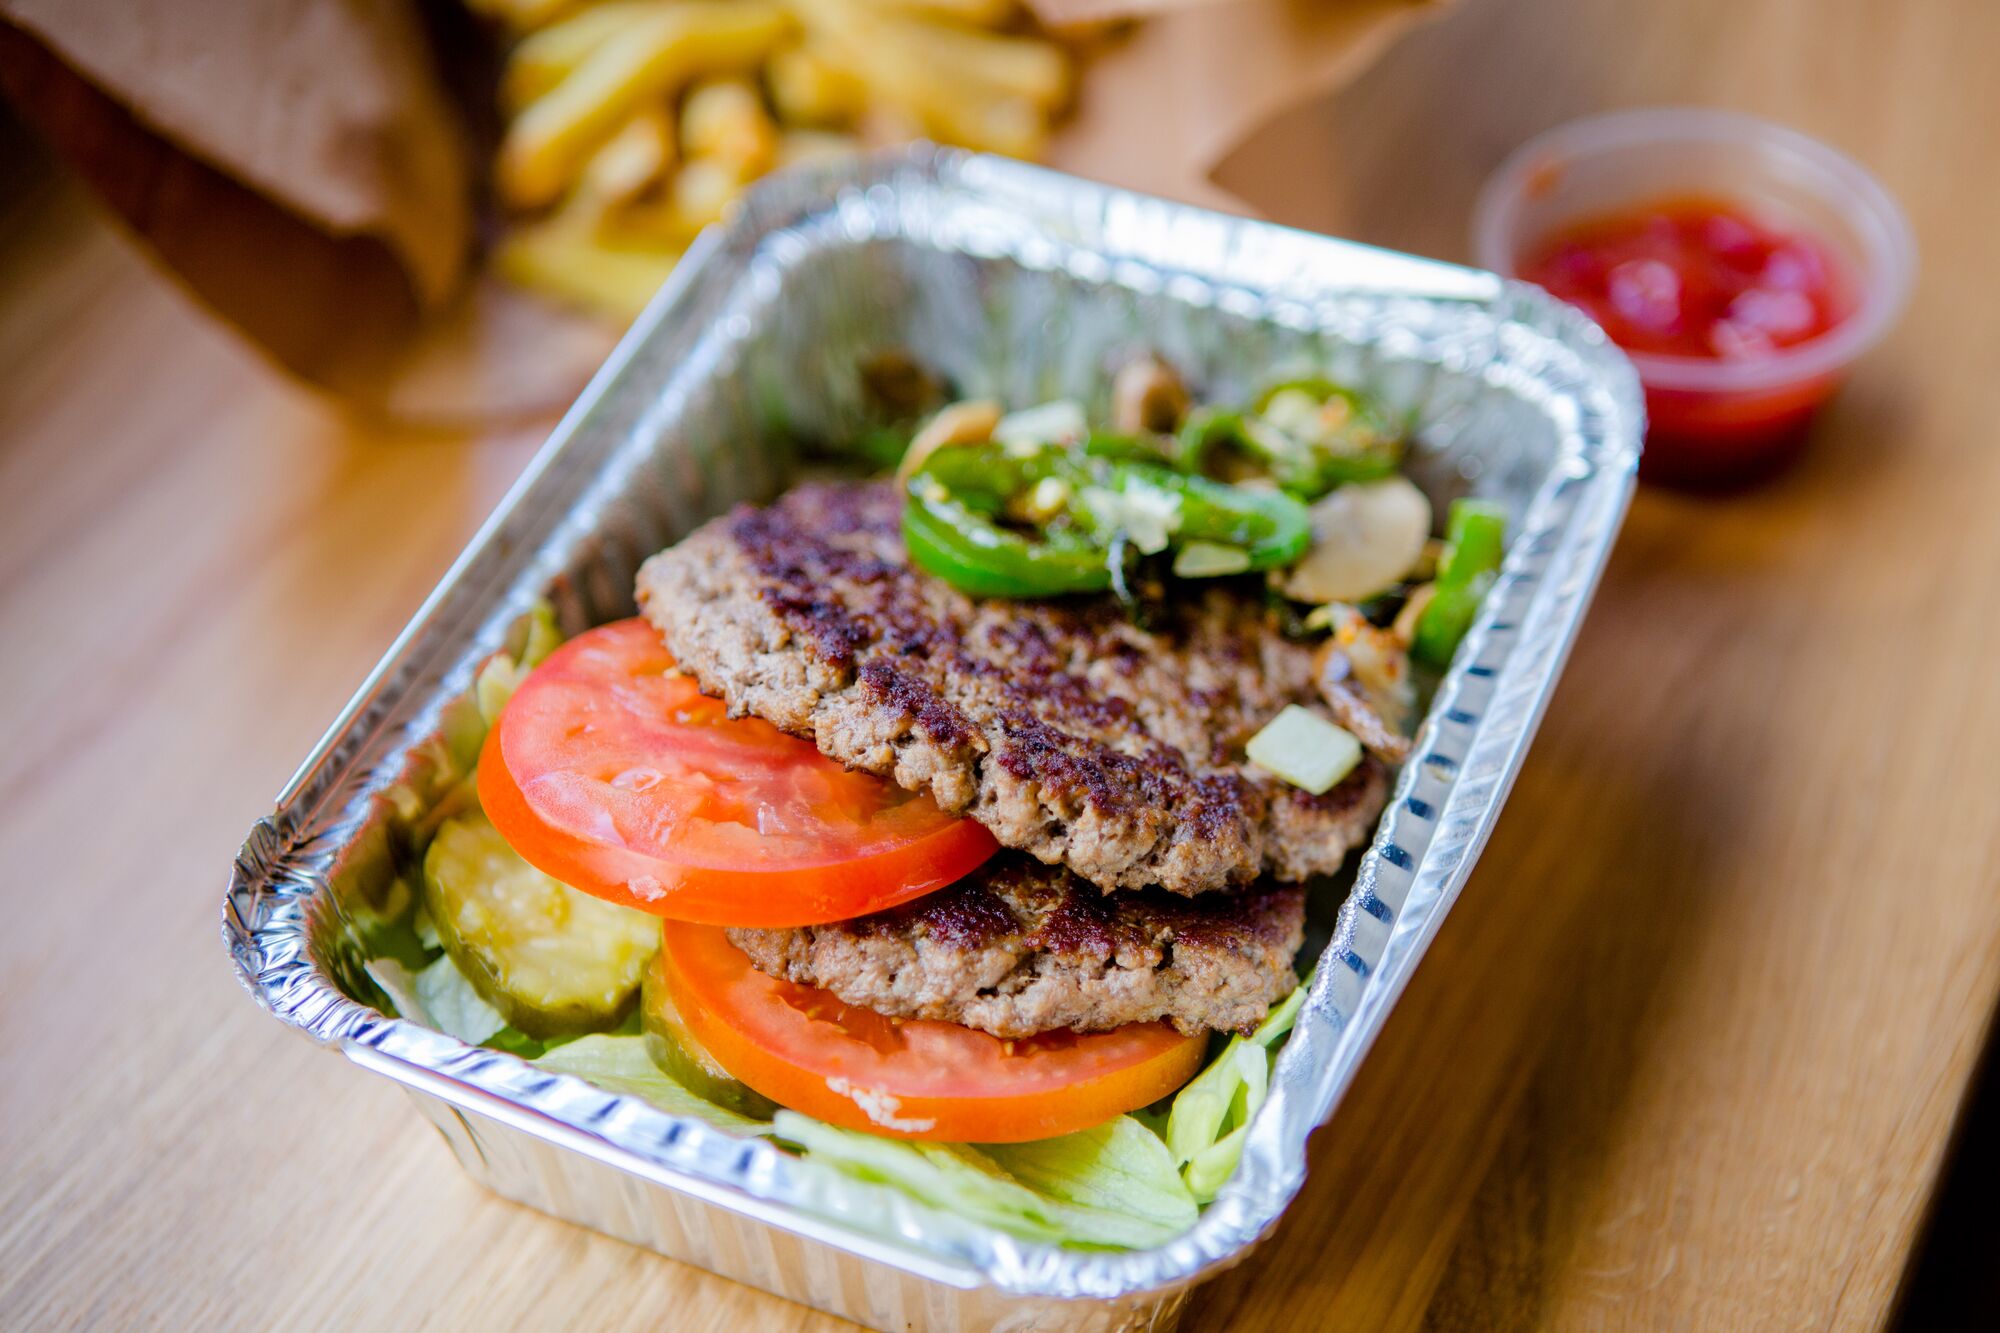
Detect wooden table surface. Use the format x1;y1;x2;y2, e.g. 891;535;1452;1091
4;0;1995;1326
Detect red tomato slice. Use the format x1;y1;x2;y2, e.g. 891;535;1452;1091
660;921;1207;1142
479;619;997;927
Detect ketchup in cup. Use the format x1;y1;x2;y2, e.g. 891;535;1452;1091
1475;111;1914;487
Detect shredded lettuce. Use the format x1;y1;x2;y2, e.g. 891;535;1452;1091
412;907;441;951
363;957;427;1024
389;937;1310;1244
773;1111;1195;1249
475;603;562;727
1164;974;1310;1202
981;1115;1198;1238
534;1036;770;1135
414;953;508;1045
518;1026;1202;1248
364;952;508;1047
398;602;562;799
340;872;431;986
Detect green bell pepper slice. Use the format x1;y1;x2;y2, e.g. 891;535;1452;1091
1411;498;1508;667
902;437;1312;598
902;476;1116;599
1179;380;1405;499
1073;467;1309;570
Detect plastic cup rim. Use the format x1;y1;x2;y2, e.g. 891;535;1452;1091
1472;107;1917;395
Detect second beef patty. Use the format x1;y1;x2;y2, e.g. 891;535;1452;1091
728;856;1305;1037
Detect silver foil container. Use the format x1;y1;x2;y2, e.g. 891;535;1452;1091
224;148;1641;1331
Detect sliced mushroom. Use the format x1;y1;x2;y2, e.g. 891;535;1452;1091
994;399;1087;447
895;399;1002;483
1390;581;1438;647
1313;638;1412;764
857;348;942;420
1111;357;1191;435
1276;476;1432;605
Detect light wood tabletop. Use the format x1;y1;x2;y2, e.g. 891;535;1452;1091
3;0;1995;1327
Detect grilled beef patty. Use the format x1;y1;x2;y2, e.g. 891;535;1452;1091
729;856;1304;1037
637;481;1389;895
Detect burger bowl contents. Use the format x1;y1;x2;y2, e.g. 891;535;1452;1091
362;357;1506;1244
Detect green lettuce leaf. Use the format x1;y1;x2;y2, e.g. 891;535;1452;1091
475;602;561;727
414;953;507;1045
397;944;1269;1246
981;1115;1198;1236
774;1111;1195;1249
1165;973;1310;1202
362;956;427;1024
532;1036;770;1136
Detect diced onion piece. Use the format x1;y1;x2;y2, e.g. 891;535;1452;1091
1011;476;1071;524
1080;483;1180;555
993;399;1087;447
1245;706;1362;795
1173;541;1252;578
1277;476;1432;604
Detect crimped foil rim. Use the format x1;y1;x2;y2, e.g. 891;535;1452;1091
224;146;1642;1302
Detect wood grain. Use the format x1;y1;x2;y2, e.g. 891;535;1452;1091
2;1;1995;1327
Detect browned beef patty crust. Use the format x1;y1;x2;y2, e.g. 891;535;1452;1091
637;481;1389;896
728;857;1304;1037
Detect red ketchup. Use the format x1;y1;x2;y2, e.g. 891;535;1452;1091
1519;197;1854;486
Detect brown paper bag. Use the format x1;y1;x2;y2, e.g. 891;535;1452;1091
0;0;614;422
1044;0;1450;209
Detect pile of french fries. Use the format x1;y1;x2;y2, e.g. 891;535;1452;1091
471;0;1080;320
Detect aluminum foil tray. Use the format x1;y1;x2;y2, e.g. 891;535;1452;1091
224;146;1641;1331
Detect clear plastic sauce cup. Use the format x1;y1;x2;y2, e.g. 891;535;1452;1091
1474;108;1915;486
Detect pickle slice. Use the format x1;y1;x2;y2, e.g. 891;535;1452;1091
641;949;776;1118
422;812;659;1039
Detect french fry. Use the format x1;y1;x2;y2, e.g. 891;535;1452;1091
492;0;1078;320
595;196;690;247
502;1;675;110
765;41;869;126
921;87;1046;158
874;16;1070;109
495;199;682;321
798;0;1062;154
680;78;778;173
467;0;588;33
593;155;751;247
499;1;793;209
774;128;865;169
579;104;676;205
667;157;746;233
857;0;1018;24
